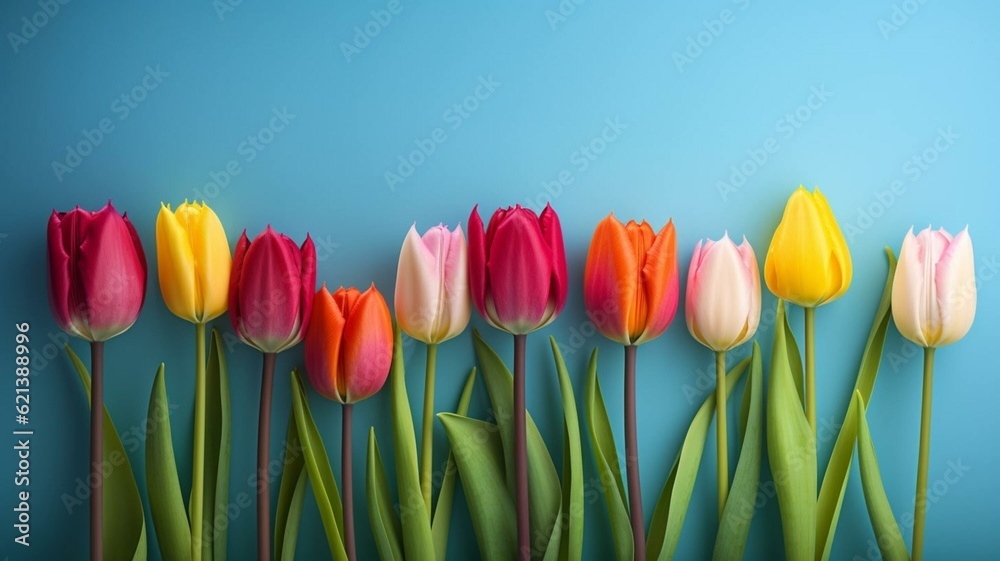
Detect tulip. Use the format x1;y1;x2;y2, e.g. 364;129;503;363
764;186;852;437
891;226;976;561
583;214;678;557
394;223;470;516
305;284;393;561
228;225;315;561
46;201;147;561
468;203;568;558
684;232;760;518
155;200;232;560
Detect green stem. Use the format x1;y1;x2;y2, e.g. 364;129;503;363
191;322;207;561
804;306;816;436
715;350;728;519
912;347;935;561
420;343;438;518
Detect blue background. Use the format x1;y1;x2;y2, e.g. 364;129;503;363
2;0;998;559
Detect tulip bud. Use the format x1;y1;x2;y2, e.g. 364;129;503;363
685;233;761;351
229;226;316;353
395;223;471;344
156;201;232;323
892;226;976;348
305;284;393;404
468;204;568;334
764;186;852;307
47;202;147;341
583;214;679;345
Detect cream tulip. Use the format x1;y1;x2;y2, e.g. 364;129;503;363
686;233;761;352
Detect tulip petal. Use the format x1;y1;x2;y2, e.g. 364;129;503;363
892;228;929;347
765;187;837;307
440;225;471;341
234;227;303;352
228;231;250;341
395;224;440;342
486;207;553;334
539;204;569;322
733;237;761;347
467;207;490;322
584;215;636;344
304;286;346;403
635;220;678;344
47;208;89;339
156;204;198;322
814;189;852;303
934;227;976;346
182;202;232;322
686;234;753;351
341;285;393;403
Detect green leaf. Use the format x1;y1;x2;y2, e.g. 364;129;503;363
585;349;632;561
647;356;752;561
389;325;436;559
766;301;817;561
713;342;764;561
438;414;518;561
367;429;405;561
432;368;478;561
551;337;584;561
472;329;562;559
203;328;231;561
855;391;909;561
66;345;148;561
145;364;191;561
275;404;306;561
816;248;897;561
289;371;348;561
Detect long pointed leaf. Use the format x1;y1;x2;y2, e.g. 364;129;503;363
367;429;405;561
432;368;478;560
855;391;909;561
204;328;231;561
551;337;584;561
275;405;306;561
145;364;191;561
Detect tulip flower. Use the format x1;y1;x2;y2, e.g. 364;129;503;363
155;200;232;560
394;223;470;516
583;214;678;556
228;225;315;561
684;233;760;518
764;186;852;436
891;226;976;561
305;284;393;561
47;201;147;561
468;203;568;558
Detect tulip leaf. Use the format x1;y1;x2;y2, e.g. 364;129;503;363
145;364;192;561
646;356;752;561
432;368;478;560
389;325;436;559
855;392;910;561
66;345;148;561
472;329;562;558
713;342;763;560
438;414;519;561
816;248;896;561
367;429;405;561
203;328;231;561
275;404;307;561
584;349;632;561
766;301;817;561
290;371;349;561
551;337;584;561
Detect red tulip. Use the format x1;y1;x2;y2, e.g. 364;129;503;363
229;226;316;353
304;284;393;404
468;204;568;334
47;202;147;341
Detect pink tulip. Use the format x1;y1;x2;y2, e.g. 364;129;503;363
229;226;316;353
47;202;147;341
685;233;761;352
468;204;568;334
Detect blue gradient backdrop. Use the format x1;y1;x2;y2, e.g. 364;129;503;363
1;0;998;559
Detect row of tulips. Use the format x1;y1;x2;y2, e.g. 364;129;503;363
47;186;975;561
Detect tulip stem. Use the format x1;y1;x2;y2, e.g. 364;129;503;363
257;352;276;561
913;347;935;561
715;350;729;520
419;343;438;518
342;403;357;561
624;344;646;560
90;341;104;561
513;334;530;561
191;322;207;561
804;306;817;435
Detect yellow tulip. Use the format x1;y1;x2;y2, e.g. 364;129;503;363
764;186;852;308
156;201;232;323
